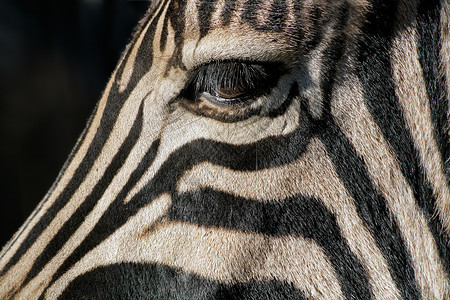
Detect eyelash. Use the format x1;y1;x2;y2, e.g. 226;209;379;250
183;61;281;107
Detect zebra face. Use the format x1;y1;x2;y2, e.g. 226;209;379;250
1;0;449;299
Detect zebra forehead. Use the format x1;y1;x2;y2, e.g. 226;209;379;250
155;0;372;67
181;0;371;32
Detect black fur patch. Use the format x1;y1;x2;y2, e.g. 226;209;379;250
59;263;308;300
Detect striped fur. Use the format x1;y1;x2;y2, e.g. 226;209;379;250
0;0;449;299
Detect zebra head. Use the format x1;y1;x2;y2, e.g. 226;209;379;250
1;0;449;299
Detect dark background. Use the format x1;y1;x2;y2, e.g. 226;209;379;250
0;0;150;246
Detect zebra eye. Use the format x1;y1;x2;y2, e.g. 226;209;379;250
185;61;279;106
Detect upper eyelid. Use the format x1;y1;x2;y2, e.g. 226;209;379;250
188;57;255;68
188;59;284;73
185;61;252;91
187;60;285;83
195;63;265;84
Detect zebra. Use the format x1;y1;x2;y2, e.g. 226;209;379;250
0;0;449;298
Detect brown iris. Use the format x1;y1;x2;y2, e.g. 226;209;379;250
215;84;248;99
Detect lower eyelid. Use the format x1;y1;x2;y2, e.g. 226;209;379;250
200;92;237;106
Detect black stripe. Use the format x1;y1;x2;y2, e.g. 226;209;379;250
154;102;313;176
58;263;308;300
267;82;298;118
20;102;145;289
168;189;372;299
416;0;449;180
358;0;450;281
266;0;288;32
221;0;238;26
198;0;219;39
318;2;348;113
292;1;323;52
166;0;187;71
242;1;265;31
127;3;163;84
242;0;287;32
159;1;169;52
49;102;98;197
